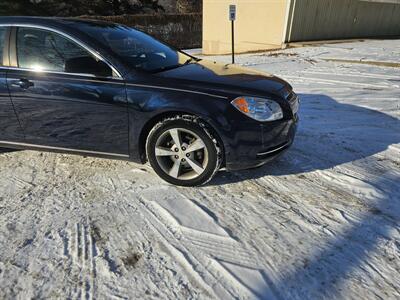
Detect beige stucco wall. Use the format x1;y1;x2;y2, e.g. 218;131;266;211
203;0;289;55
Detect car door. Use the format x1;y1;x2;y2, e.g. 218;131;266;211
6;26;129;157
0;26;24;142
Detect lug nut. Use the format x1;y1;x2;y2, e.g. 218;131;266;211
174;148;179;152
174;155;179;159
182;147;186;151
186;153;190;157
181;158;186;162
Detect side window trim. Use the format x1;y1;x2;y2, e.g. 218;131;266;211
6;24;123;79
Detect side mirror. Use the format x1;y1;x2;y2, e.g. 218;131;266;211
65;56;112;78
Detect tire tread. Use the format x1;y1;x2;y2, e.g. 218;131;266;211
146;114;222;186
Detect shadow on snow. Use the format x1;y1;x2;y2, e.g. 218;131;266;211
212;93;400;299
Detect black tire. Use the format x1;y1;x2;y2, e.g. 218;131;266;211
146;115;222;186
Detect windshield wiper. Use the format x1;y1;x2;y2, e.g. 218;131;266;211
150;57;201;73
183;57;201;65
151;64;182;73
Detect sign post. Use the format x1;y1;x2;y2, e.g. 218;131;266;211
229;5;236;64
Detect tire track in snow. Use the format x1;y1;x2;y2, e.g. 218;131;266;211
66;219;96;300
175;185;293;300
301;70;399;80
137;188;281;299
282;75;396;89
9;176;34;190
210;259;280;300
96;199;211;300
136;195;225;299
183;233;262;269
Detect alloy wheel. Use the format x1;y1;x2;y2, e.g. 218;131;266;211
154;128;209;180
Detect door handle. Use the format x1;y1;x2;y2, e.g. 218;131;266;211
11;79;34;89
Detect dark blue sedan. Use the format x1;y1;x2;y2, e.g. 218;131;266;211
0;17;299;186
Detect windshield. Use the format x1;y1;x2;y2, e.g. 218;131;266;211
73;22;195;73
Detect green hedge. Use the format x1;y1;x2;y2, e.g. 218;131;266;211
81;13;202;49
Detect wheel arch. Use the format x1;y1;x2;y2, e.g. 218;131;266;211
138;110;225;166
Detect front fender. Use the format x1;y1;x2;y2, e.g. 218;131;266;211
126;86;233;162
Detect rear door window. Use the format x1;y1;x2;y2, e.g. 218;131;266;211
0;27;7;66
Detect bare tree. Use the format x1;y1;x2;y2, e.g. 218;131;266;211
176;0;202;13
0;0;50;16
0;0;164;16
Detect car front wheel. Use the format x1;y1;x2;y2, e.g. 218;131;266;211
146;115;222;186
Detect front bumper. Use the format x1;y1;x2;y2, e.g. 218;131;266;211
224;114;298;171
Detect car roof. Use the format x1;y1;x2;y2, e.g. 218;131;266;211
0;16;118;28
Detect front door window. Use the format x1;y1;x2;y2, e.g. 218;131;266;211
16;27;113;77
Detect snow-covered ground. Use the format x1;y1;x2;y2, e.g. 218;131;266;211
0;40;399;299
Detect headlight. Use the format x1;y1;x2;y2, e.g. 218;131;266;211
231;96;283;122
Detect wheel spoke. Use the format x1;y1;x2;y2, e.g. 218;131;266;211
155;147;176;157
169;129;182;149
169;160;181;178
186;157;205;175
186;139;206;153
154;127;210;181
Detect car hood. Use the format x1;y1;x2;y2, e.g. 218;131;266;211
153;60;292;98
